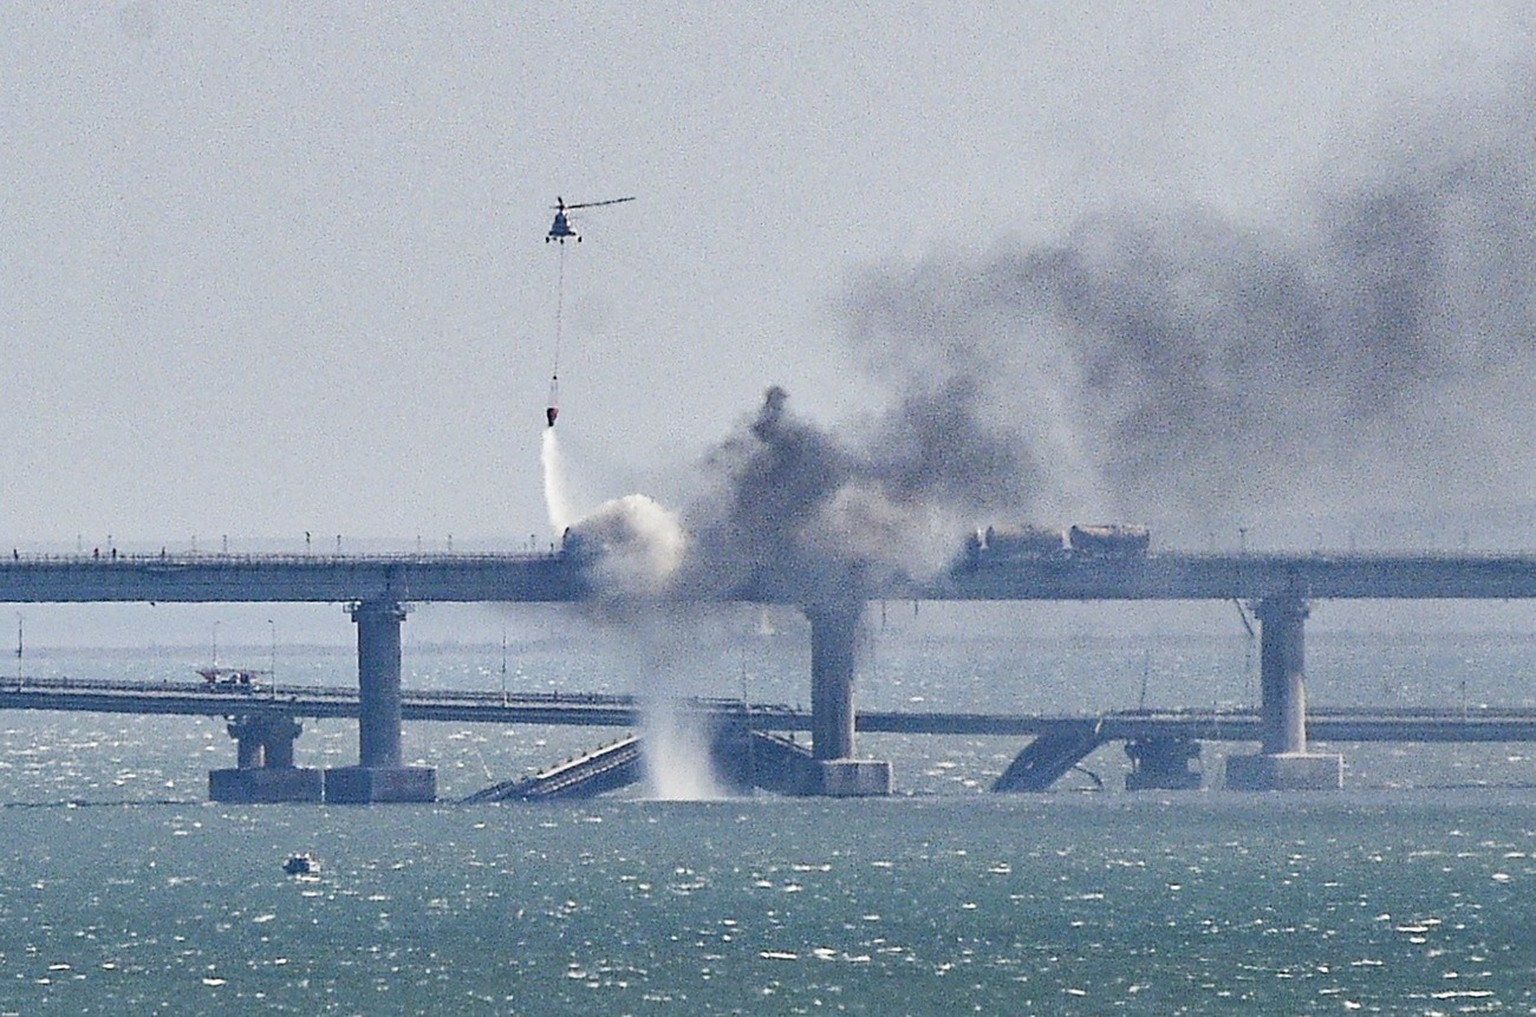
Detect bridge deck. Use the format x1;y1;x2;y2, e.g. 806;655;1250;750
5;678;1536;742
8;550;1536;602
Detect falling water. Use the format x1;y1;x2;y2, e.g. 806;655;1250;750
541;428;575;535
641;697;729;801
559;492;728;799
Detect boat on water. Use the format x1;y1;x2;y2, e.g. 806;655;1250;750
283;853;319;875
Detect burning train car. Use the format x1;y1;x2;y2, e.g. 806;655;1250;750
1066;524;1151;556
982;524;1069;557
963;522;1151;566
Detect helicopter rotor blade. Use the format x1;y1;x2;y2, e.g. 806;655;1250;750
561;196;635;211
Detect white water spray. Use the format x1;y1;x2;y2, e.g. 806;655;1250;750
562;494;732;799
541;428;575;535
641;696;729;800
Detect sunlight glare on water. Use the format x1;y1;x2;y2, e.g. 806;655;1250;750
6;628;1536;1012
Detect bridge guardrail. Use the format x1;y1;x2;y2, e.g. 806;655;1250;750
1;551;561;566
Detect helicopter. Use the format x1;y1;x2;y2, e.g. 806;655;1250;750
546;195;635;243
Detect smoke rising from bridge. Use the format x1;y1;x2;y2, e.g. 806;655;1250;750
595;64;1536;604
835;65;1536;546
672;384;1032;603
555;64;1536;716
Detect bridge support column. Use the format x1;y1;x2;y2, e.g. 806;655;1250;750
1226;597;1342;791
1124;736;1202;791
230;718;266;770
324;601;436;803
261;716;303;770
209;715;323;803
801;601;890;796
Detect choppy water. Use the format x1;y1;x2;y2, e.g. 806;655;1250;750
6;607;1536;1013
6;796;1536;1014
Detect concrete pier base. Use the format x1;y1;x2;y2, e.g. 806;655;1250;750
323;766;437;804
800;601;892;796
1124;737;1202;791
331;601;436;803
719;733;892;797
209;767;323;803
1225;596;1344;792
800;758;892;797
1225;752;1343;791
209;715;320;802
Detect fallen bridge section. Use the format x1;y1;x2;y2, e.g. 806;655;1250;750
992;720;1107;792
462;725;895;803
461;736;644;802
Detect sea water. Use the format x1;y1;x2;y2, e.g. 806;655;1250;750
5;602;1536;1014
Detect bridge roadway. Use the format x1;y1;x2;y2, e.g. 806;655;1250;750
7;548;1536;602
6;677;1536;744
10;549;1536;796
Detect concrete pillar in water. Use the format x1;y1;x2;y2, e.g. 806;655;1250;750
210;715;322;803
354;600;406;768
1226;595;1342;791
227;718;266;769
808;601;860;761
324;600;436;803
1257;596;1309;755
799;600;890;796
1123;736;1202;791
262;716;303;770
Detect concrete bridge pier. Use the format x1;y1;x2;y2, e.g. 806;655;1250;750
209;715;323;803
231;717;266;770
1225;596;1342;790
801;601;891;796
324;601;436;803
1124;736;1202;790
260;716;304;769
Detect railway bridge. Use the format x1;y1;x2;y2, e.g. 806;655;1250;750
6;549;1536;800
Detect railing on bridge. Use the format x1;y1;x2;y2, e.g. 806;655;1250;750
7;677;1536;740
1;549;560;565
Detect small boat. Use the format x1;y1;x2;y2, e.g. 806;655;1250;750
282;853;319;875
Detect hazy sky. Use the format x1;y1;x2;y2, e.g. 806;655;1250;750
5;2;1533;550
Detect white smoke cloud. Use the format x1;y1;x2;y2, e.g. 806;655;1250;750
563;493;687;602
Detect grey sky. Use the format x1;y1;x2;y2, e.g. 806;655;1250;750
4;2;1532;549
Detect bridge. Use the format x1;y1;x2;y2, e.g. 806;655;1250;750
8;548;1536;603
10;676;1536;797
7;549;1536;799
13;675;1536;740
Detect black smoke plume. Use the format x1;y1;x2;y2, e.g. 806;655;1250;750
674;64;1536;602
677;382;1036;602
837;69;1536;545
